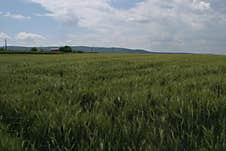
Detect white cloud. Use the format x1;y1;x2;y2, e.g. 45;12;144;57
193;0;210;10
1;12;31;20
28;0;226;52
16;32;45;41
0;32;10;39
29;0;212;28
35;13;55;17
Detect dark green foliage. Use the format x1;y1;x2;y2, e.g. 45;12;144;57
74;50;84;53
0;54;226;151
30;47;38;52
59;46;72;53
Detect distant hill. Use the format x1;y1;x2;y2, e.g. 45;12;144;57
6;46;194;54
7;46;153;54
71;46;152;54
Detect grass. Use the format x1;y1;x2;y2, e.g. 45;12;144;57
0;53;225;151
0;123;23;151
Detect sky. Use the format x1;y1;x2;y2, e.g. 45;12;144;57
0;0;226;54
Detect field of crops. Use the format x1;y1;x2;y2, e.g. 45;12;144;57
0;54;225;151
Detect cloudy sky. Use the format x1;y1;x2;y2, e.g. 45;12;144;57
0;0;226;54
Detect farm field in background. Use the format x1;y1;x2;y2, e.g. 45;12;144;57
0;54;225;151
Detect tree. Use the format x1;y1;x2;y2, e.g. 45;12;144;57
31;47;38;52
59;46;72;53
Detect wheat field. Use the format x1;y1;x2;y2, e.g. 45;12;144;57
0;54;225;151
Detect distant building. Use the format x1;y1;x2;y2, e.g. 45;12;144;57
50;48;60;53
